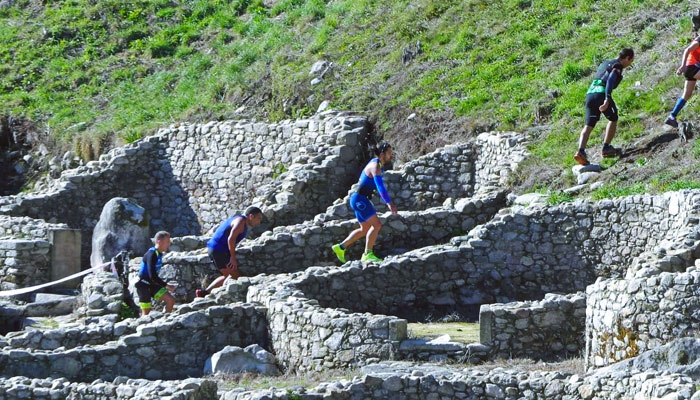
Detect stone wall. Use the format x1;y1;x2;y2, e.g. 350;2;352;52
585;269;700;370
154;193;506;302
0;112;370;267
582;191;700;370
474;131;528;193
397;340;490;363
223;362;697;400
265;192;700;325
3;316;138;351
317;132;528;222
243;272;408;372
0;216;68;240
0;376;217;400
0;303;268;381
80;272;125;317
157;113;369;231
0;239;51;290
479;292;586;360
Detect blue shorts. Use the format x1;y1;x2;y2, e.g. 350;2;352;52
349;193;376;223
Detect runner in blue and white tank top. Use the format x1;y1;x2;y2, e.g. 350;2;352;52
196;206;263;297
332;142;398;264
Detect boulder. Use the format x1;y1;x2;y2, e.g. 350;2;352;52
512;193;547;206
24;293;77;316
90;198;150;268
203;344;280;376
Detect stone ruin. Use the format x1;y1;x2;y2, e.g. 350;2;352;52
1;112;700;399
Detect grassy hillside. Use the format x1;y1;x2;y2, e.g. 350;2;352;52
1;0;700;195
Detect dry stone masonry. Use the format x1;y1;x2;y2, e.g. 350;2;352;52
584;191;700;370
0;303;268;381
6;111;700;399
81;272;126;317
223;357;698;400
0;112;370;267
0;239;51;291
479;292;586;360
317;131;527;222
0;216;69;290
0;376;217;400
243;270;408;372
0;215;68;240
155;192;506;302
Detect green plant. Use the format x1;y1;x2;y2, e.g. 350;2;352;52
272;163;288;179
547;191;574;205
0;0;696;196
591;182;647;200
119;301;138;320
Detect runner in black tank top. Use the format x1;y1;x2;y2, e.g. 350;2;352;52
574;48;634;166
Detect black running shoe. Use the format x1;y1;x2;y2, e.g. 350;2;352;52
665;116;679;129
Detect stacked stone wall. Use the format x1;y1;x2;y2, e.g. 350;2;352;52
318;132;528;222
289;191;696;327
80;272;126;317
582;191;700;370
224;364;696;400
0;376;217;399
479;292;586;360
0;239;51;291
245;272;407;372
585;269;700;370
0;113;369;267
154;193;506;302
0;216;68;240
3;317;138;351
0;303;268;381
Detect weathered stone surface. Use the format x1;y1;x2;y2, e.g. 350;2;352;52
203;344;280;376
156;193;506;303
0;113;371;269
317;132;528;222
479;292;586;360
0;303;268;381
595;337;700;379
220;360;698;400
90;197;150;268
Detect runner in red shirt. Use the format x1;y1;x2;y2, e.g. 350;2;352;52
665;32;700;128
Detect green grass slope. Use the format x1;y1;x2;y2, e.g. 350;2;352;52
1;0;699;195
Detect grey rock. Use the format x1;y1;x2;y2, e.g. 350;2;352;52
90;198;150;268
203;345;280;376
513;193;547;206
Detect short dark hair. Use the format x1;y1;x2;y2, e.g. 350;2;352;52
375;141;391;156
619;48;634;60
244;206;263;217
154;231;170;241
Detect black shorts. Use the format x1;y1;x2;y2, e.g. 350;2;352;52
208;247;230;271
135;280;166;309
584;93;618;127
685;64;700;81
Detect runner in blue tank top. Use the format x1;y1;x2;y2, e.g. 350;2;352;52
196;206;263;297
332;142;398;264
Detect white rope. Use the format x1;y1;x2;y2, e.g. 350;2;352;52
0;262;112;297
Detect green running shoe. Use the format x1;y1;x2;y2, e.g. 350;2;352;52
361;251;382;263
332;244;346;263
